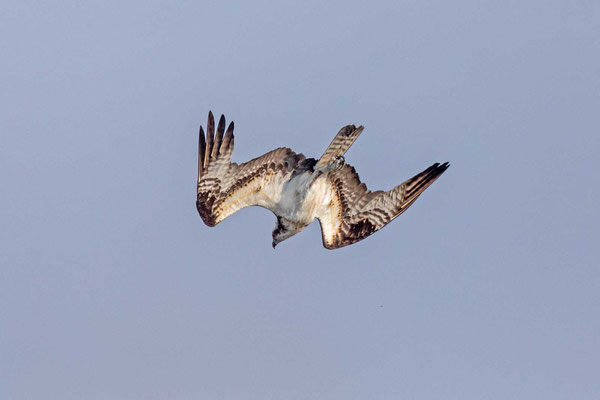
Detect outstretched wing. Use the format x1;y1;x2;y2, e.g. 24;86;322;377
197;111;305;226
316;162;449;249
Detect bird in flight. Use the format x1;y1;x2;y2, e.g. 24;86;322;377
196;111;449;249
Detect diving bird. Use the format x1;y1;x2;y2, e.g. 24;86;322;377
196;111;449;249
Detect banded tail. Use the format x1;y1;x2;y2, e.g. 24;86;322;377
315;124;364;170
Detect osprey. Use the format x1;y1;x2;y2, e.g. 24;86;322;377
197;111;449;249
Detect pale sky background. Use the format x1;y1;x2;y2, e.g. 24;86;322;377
1;1;599;399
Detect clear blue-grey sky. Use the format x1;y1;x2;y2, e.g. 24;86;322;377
2;1;599;399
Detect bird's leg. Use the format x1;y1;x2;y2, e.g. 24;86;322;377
332;155;345;171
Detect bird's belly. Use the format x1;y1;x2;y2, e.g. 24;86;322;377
275;173;330;224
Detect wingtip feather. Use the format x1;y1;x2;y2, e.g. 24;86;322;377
198;125;206;178
222;120;235;152
205;111;215;167
404;161;450;199
212;114;226;158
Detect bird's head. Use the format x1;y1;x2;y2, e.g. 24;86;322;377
272;216;303;249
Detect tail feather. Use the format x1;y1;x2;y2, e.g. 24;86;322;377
315;124;364;170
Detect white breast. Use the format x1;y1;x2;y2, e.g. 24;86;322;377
274;172;331;224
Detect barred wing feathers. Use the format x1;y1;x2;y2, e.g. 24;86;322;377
317;162;450;249
197;112;305;226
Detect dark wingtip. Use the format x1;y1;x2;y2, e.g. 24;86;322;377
272;241;277;249
430;161;450;178
198;125;206;154
198;125;206;176
226;120;235;138
439;161;450;171
207;111;215;134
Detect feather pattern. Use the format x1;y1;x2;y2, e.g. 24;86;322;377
314;124;364;170
197;112;306;227
196;111;449;249
316;162;450;249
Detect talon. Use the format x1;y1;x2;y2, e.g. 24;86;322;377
334;155;345;170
